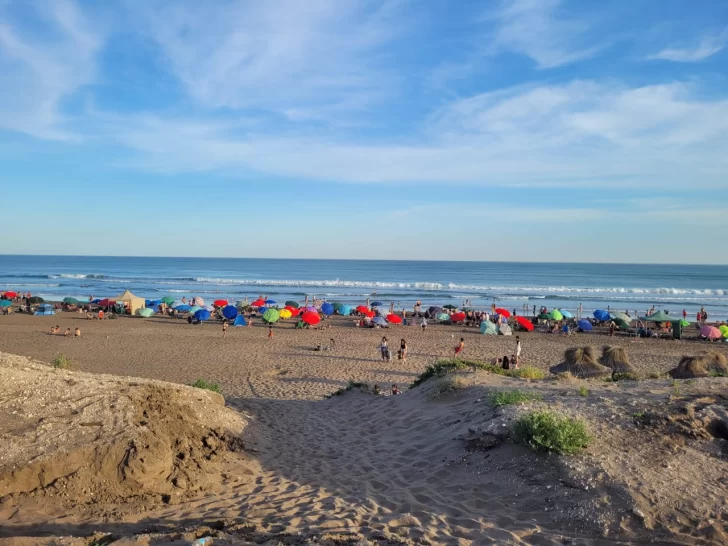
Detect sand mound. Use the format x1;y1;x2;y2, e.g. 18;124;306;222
549;346;611;378
0;352;257;514
600;345;636;374
669;352;728;379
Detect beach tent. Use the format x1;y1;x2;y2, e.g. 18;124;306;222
498;323;513;336
593;310;610;322
640;311;675;323
34;304;55;316
222;305;238;319
194;309;211;321
137;308;155;318
0;301;12;308
577;319;593;332
114;290;145;315
233;315;247;327
372;316;388;327
321;303;334;316
480;321;498;335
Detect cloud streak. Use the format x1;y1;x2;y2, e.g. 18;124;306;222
0;0;100;140
648;32;726;62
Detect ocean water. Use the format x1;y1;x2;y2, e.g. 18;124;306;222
1;255;727;320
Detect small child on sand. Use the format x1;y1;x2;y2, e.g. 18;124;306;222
391;384;402;395
454;338;464;357
64;328;71;336
268;324;273;340
222;319;228;338
74;327;81;337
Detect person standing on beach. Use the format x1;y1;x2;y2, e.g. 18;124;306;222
222;319;228;338
421;317;427;331
399;338;408;362
515;336;522;365
454;338;464;357
682;309;687;320
268;324;273;340
379;336;390;361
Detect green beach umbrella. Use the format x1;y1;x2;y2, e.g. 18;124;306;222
28;296;44;304
537;312;550;320
161;296;175;305
63;297;80;304
613;318;630;330
188;305;202;315
138;308;155;317
443;304;457;310
610;312;631;322
262;308;280;323
437;313;451;321
680;319;691;328
720;325;728;338
285;301;300;308
332;302;344;313
549;309;563;321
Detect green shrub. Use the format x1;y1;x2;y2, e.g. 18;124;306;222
489;390;543;407
514;410;590;455
578;386;589;397
428;376;467;399
328;380;370;397
190;379;222;394
410;358;545;388
604;372;640;382
52;354;72;369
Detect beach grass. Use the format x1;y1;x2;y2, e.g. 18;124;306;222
52;354;72;370
190;378;222;394
578;386;589;397
514;410;590;455
428;376;468;399
328;380;370;397
489;389;543;407
410;358;544;389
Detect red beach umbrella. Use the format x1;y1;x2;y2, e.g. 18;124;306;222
451;312;466;322
700;325;722;340
213;299;228;308
4;291;17;299
98;298;114;306
495;308;511;318
252;299;266;307
356;305;369;314
302;312;320;325
386;314;402;324
364;310;375;318
516;316;534;331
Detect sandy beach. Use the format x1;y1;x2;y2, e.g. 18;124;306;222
1;312;727;545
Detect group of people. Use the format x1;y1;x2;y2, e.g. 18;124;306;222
48;325;80;337
378;337;408;362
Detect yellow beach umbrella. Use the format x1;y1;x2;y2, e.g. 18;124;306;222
279;308;292;319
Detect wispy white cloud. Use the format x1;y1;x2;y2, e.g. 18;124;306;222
103;80;728;188
0;0;100;140
132;0;407;120
486;0;606;68
648;31;726;62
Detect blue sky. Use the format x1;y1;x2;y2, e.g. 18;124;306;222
1;0;727;263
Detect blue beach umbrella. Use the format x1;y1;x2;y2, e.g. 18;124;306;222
233;315;247;326
265;299;276;305
321;302;334;316
339;304;352;316
370;301;383;307
372;316;388;326
593;310;610;322
560;310;573;318
194;309;211;321
222;305;238;319
0;301;12;308
577;319;593;331
187;305;202;315
174;304;191;312
258;306;268;314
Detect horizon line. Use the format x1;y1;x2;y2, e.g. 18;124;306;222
1;253;726;267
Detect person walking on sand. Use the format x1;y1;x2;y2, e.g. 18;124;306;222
268;324;273;340
421;316;427;331
399;338;408;362
222;319;228;338
515;336;522;365
379;336;390;362
454;338;465;358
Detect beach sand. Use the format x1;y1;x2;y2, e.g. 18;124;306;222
1;313;727;545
